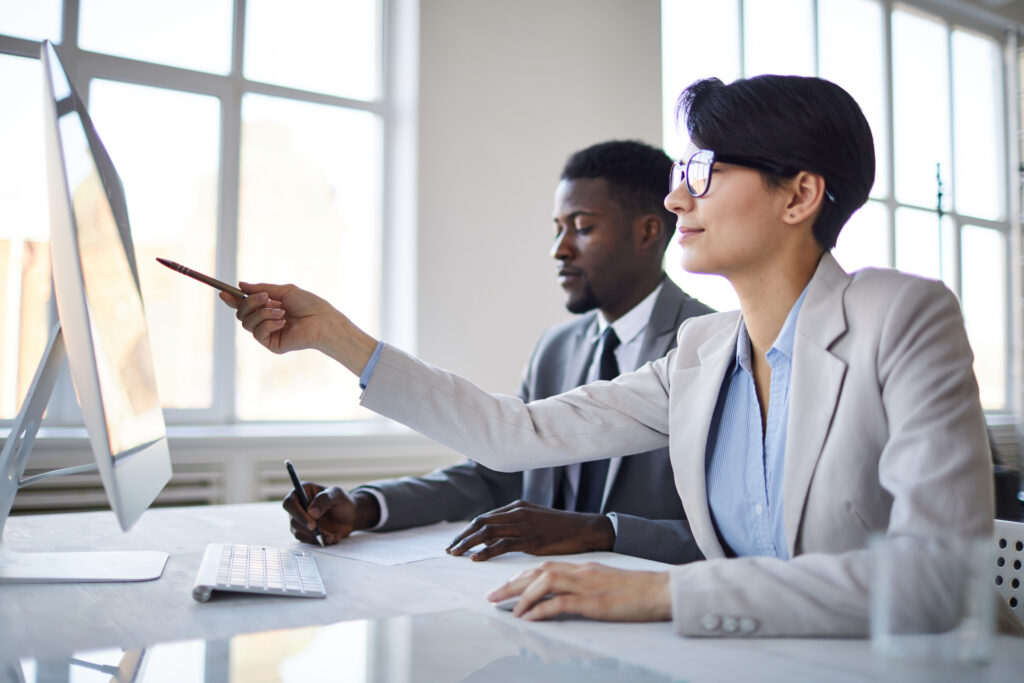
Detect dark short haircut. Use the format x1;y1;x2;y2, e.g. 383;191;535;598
676;75;875;249
561;140;675;248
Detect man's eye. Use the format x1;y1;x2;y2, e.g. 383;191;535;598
576;225;594;234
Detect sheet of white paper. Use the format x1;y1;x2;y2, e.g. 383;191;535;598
306;521;482;565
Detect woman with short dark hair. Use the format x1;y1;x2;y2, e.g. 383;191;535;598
226;74;1016;637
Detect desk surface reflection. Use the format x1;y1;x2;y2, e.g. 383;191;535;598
19;608;673;683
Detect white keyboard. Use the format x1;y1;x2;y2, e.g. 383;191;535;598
192;543;326;602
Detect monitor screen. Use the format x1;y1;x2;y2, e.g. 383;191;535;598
40;40;170;531
44;55;164;457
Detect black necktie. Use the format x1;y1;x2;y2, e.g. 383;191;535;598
576;328;620;513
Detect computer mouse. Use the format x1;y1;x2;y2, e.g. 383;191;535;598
492;594;554;611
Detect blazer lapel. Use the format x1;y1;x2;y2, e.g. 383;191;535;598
782;253;850;557
564;314;599;387
670;315;740;560
637;280;687;365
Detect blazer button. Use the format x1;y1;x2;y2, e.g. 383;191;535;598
721;616;739;633
700;614;720;631
739;617;758;634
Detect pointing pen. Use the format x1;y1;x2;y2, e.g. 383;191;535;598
156;257;247;299
285;459;325;547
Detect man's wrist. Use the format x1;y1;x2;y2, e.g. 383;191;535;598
351;490;382;530
585;512;616;551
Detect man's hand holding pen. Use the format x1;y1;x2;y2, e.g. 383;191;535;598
282;483;382;545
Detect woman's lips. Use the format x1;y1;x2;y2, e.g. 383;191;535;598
677;227;704;243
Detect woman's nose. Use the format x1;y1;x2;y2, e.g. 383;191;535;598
663;184;693;216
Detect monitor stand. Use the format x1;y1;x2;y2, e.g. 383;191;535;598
0;323;168;583
0;548;168;583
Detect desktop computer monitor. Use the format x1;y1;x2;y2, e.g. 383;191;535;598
0;41;172;582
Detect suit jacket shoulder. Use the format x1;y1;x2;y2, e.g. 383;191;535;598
522;278;716;401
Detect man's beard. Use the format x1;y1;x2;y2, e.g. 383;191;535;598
566;281;600;314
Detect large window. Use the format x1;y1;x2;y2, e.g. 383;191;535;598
662;0;1018;412
0;0;392;425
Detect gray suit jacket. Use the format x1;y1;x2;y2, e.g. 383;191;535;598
361;253;1020;636
363;279;713;564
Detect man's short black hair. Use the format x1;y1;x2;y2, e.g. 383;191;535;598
561;140;675;247
677;75;875;250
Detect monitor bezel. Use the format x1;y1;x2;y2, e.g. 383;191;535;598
39;40;170;532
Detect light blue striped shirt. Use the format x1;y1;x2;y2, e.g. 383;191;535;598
359;342;385;390
704;288;808;559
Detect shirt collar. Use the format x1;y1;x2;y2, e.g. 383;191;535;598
772;285;808;360
595;282;663;346
733;284;810;375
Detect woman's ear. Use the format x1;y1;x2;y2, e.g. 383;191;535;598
782;172;828;225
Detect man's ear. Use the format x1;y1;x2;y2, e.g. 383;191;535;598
782;171;828;225
634;214;666;252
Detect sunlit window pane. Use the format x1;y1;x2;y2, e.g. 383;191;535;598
952;29;1004;221
892;8;951;210
79;0;233;74
237;95;382;420
88;81;220;410
961;225;1006;409
894;206;955;285
818;0;888;198
236;621;369;680
0;0;61;42
142;639;206;681
0;54;51;419
0;55;48;242
743;0;815;77
244;0;381;100
833;200;889;272
661;0;740;157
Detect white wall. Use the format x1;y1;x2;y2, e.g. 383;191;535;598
414;0;664;392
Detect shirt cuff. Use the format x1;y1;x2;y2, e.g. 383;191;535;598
605;511;620;537
353;486;390;530
358;341;385;390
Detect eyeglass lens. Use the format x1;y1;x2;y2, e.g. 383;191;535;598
669;151;715;198
685;151;713;197
670;162;686;193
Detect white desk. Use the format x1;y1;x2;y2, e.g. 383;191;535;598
2;503;1022;682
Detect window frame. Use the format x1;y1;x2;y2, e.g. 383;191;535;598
661;0;1022;419
0;0;411;428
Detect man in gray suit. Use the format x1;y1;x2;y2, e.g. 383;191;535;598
284;140;713;564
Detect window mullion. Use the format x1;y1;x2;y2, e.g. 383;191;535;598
61;0;79;50
945;18;961;298
1008;28;1024;425
737;0;746;76
882;0;897;268
206;0;249;424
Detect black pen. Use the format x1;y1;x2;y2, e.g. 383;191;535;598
285;459;325;547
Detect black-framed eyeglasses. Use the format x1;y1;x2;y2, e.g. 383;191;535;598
670;149;835;202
